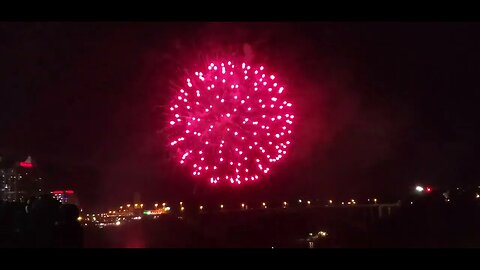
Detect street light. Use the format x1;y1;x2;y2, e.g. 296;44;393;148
307;200;311;205
328;200;333;204
154;203;158;208
220;204;224;209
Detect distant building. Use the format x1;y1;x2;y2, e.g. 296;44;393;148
0;156;44;202
51;190;79;206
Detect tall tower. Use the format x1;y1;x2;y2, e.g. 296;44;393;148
1;156;44;202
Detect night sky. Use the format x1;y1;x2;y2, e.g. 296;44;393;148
1;22;479;210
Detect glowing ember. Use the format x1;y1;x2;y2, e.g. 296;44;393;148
167;60;294;185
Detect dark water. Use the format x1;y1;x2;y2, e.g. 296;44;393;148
84;199;480;248
84;209;352;248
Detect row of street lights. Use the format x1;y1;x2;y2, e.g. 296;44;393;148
95;198;381;217
83;197;382;219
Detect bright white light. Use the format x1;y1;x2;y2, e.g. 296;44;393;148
415;186;424;192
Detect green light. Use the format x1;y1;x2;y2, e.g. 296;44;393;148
144;211;151;215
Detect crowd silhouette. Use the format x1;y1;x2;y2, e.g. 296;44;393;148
0;195;83;248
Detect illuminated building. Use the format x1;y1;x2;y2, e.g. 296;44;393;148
0;156;44;202
143;208;170;216
51;190;79;206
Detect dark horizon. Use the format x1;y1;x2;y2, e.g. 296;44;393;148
1;22;479;211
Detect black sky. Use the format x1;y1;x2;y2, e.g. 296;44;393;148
1;22;479;210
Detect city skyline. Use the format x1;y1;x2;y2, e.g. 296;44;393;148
1;22;480;210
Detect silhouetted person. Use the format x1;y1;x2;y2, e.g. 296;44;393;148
11;201;30;247
15;196;38;247
0;201;15;247
30;195;61;248
55;204;83;248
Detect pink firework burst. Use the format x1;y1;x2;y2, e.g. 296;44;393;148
167;60;294;185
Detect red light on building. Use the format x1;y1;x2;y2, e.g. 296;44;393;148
426;187;432;192
50;190;77;204
19;161;33;168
